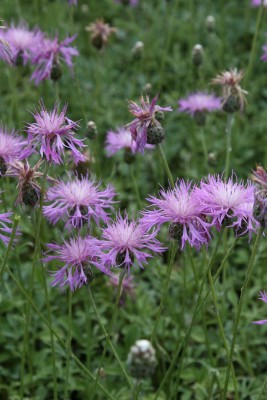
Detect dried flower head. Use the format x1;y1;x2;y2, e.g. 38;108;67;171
211;68;248;112
85;19;116;49
0;127;26;176
252;291;267;325
24;102;86;165
43;175;116;229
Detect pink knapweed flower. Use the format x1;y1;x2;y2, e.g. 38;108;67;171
24;102;86;165
105;127;154;156
251;0;267;6
252;291;267;325
178;92;221;116
43;236;110;291
194;175;259;237
0;126;26;176
127;95;172;153
69;0;78;5
114;0;139;6
5;22;43;65
141;180;211;250
31;34;78;84
43;175;116;229
97;213;166;271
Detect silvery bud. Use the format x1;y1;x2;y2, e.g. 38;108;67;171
127;339;157;379
206;16;216;32
192;44;204;67
132;41;144;59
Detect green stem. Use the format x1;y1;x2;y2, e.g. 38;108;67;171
225;114;234;181
187;244;199;288
63;289;72;400
158;144;174;188
200;127;208;164
150;243;176;342
0;215;20;280
257;374;267;399
244;1;265;86
223;228;263;399
130;164;142;209
7;267;116;400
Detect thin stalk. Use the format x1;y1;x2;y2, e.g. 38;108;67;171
63;289;72;400
187;244;199;288
150;243;177;342
244;1;265;86
257;374;267;399
0;215;20;280
225;114;234;181
130;164;142;209
7;267;116;400
223;228;263;399
158;144;174;188
200;127;208;165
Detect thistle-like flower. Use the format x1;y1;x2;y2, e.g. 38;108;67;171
0;204;14;246
24;102;86;165
126;95;172;153
85;19;116;49
43;236;110;291
105;127;154;157
194;175;259;237
178;92;221;125
43;175;116;229
141;180;211;250
211;68;248;112
97;213;166;271
0;127;26;176
31;34;79;84
252;291;267;325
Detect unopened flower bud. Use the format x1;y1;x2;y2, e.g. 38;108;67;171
0;156;7;176
51;60;62;82
22;183;39;206
207;152;217;167
169;222;183;241
87;121;98;140
81;4;89;14
143;83;152;94
206;16;216;32
127;339;157;379
146;120;165;145
132;41;144;59
192;44;204;67
155;110;165;121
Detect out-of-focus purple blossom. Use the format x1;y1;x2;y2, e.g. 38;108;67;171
97;213;166;271
251;0;267;6
0;127;26;176
126;95;172;153
23;102;86;165
0;35;13;65
43;175;116;229
261;44;267;62
0;205;14;246
141;180;211;250
5;22;44;65
31;34;78;84
69;0;78;5
252;291;267;325
194;175;259;237
85;19;117;49
43;236;110;291
114;0;139;6
105;127;154;156
178;92;221;116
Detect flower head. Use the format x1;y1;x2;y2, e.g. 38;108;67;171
251;0;267;6
105;127;154;156
0;206;14;246
85;19;116;49
43;175;116;229
126;95;172;153
194;175;259;237
211;68;248;112
141;180;211;250
5;22;43;65
178;92;221;116
31;34;78;84
252;291;267;325
24;102;86;165
0;126;26;176
43;236;110;291
97;213;166;271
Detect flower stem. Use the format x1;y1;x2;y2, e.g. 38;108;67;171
0;214;20;280
158;144;174;188
225;114;234;181
223;228;263;399
150;243;177;342
63;289;72;400
7;267;116;400
130;164;142;209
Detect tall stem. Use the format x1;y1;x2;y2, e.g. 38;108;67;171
158;144;174;188
223;228;263;399
225;114;234;181
0;215;20;280
63;289;72;400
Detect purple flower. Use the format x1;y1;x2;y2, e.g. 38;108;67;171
252;291;267;325
105;127;154;156
251;0;267;6
97;213;166;271
114;0;139;6
0;35;13;65
194;175;259;237
5;22;43;65
0;207;14;246
141;180;211;250
178;92;221;116
43;175;116;229
31;34;78;84
43;236;110;291
69;0;78;5
24;102;86;165
0;126;26;175
126;95;172;153
261;44;267;62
